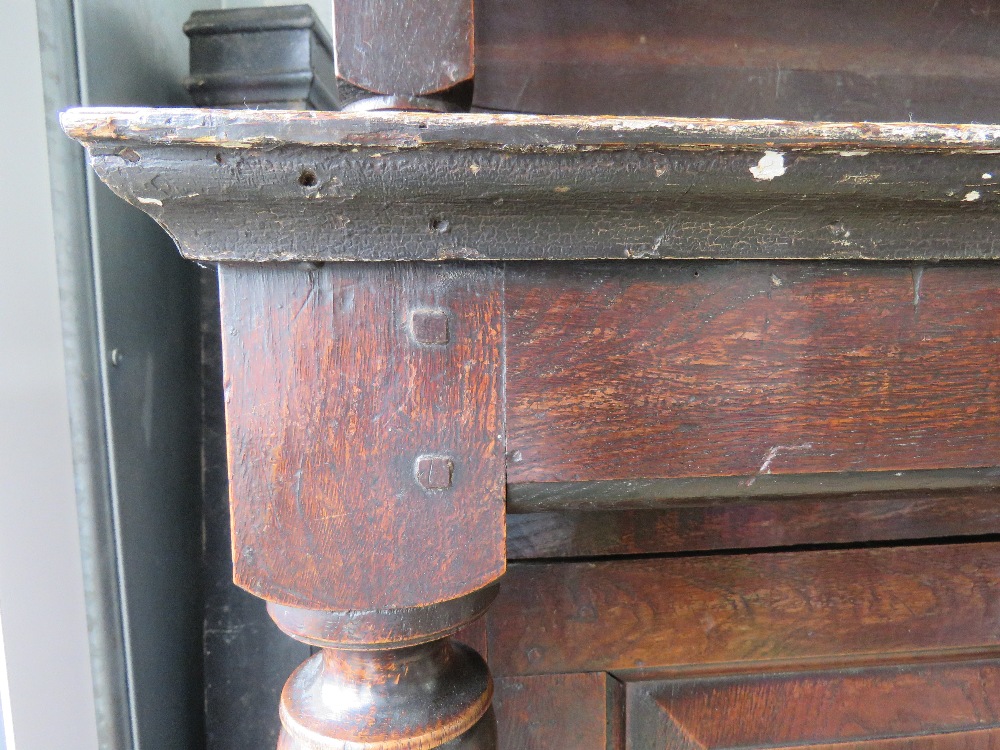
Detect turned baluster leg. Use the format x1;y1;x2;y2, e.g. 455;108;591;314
270;591;498;749
218;261;505;749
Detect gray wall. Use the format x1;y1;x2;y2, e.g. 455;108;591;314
70;1;214;748
2;2;329;748
0;1;99;748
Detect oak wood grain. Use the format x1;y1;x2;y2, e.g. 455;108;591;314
487;542;1000;676
626;659;1000;749
494;673;618;750
219;262;505;610
506;262;1000;483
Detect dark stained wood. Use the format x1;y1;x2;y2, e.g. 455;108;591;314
626;659;1000;749
271;590;497;749
333;0;473;96
279;640;493;749
268;585;499;649
608;674;625;750
506;262;1000;483
200;271;310;750
218;262;505;610
796;733;1000;749
493;673;619;750
474;0;1000;123
486;542;1000;676
63;108;1000;150
64;106;1000;750
61;108;1000;263
455;616;489;660
506;469;1000;512
507;487;1000;559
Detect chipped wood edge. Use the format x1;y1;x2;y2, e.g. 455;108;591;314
60;107;1000;152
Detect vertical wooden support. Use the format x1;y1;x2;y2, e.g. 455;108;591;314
218;262;505;748
200;3;486;744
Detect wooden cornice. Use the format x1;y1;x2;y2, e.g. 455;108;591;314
62;108;1000;262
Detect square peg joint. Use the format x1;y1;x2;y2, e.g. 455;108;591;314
410;309;450;345
416;455;454;490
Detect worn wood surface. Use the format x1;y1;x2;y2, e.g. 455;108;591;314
62;108;1000;149
474;0;1000;123
507;487;1000;559
506;262;1000;483
61;105;1000;750
493;673;621;750
279;638;495;749
486;542;1000;676
219;262;505;610
333;0;473;97
267;581;498;748
626;660;1000;749
61;108;1000;262
200;270;308;750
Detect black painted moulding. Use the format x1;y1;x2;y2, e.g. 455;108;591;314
183;4;338;110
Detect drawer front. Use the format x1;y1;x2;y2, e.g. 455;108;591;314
482;542;1000;748
486;543;1000;677
488;661;1000;749
625;660;1000;749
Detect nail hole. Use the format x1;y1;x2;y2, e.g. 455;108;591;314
418;122;428;129
215;152;224;165
693;270;700;277
298;169;318;187
429;217;450;233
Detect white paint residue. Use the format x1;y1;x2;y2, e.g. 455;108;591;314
137;197;163;206
838;150;870;157
983;173;993;180
750;151;786;181
964;190;982;202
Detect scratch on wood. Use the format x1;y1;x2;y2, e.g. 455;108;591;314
912;266;924;308
743;443;814;486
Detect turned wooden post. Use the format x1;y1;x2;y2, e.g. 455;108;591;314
181;4;496;747
269;594;498;748
219;261;504;749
